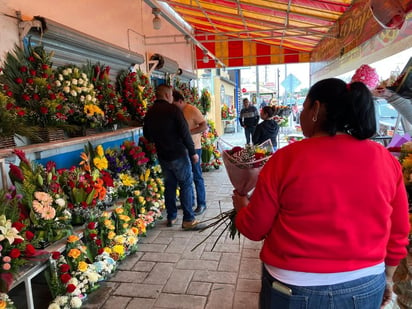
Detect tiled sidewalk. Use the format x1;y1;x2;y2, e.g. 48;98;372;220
83;132;263;309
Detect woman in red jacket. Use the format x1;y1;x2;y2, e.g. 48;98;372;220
232;78;410;309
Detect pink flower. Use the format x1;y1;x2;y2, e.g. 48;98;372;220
40;205;56;220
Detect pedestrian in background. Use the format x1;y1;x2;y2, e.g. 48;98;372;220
252;105;279;151
173;90;208;215
143;84;201;230
233;78;409;308
240;98;259;145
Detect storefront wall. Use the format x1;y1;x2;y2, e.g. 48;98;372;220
0;0;195;74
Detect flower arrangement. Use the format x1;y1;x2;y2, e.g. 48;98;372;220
0;293;15;308
0;45;71;130
8;150;72;247
90;64;130;128
221;104;236;120
138;136;158;167
117;70;148;124
56;65;104;129
199;88;211;115
174;80;202;110
201;121;222;172
351;64;380;90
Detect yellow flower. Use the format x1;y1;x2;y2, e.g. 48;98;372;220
138;196;145;204
140;208;146;214
78;261;88;272
0;300;6;309
102;211;111;217
119;215;131;222
68;248;81;259
115;207;123;214
112;244;125;256
127;236;137;245
131;227;139;235
108;231;116;239
103;247;112;253
104;219;113;227
96;145;104;157
133;190;141;196
114;235;125;244
123;223;129;229
119;173;137;186
93;156;108;170
67;235;80;243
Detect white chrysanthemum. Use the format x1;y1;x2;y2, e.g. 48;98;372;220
55;198;65;207
68;277;79;286
78;78;84;85
47;303;60;309
72;79;78;85
63;86;70;93
55;295;68;305
58;74;63;81
62;69;69;76
70;90;77;97
55;80;61;87
92;97;97;103
70;296;82;308
81;73;87;80
80;96;85;102
86;272;99;283
85;94;92;101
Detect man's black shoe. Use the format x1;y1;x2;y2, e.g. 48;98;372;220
194;206;206;216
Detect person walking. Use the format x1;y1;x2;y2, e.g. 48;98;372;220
173;89;208;215
232;78;410;309
240;98;259;145
252;105;279;151
143;84;200;230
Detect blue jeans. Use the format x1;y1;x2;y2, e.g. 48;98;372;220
260;265;385;309
158;156;195;222
191;149;206;208
244;126;256;144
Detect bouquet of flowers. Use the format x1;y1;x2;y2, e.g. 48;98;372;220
192;139;273;251
199;88;211;115
221;104;236;120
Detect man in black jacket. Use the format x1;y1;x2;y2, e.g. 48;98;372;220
239;98;260;144
143;84;200;230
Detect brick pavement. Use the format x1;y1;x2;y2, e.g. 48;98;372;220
83;132;263;309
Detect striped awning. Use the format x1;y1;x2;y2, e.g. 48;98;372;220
165;0;354;68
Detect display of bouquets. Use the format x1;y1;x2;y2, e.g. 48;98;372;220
0;45;73;135
116;70;147;124
201;121;222;172
174;79;201;110
0;293;15;308
55;65;105;130
89;64;130;129
113;173;138;199
199;88;211;115
8;150;72;247
221;104;236;120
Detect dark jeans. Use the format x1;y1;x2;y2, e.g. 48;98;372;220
260;265;385;309
158;156;195;222
191;149;206;207
244;126;256;144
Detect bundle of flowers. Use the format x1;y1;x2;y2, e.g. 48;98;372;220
201;121;222;172
138;136;158;167
193;139;274;251
174;80;202;110
56;65;104;129
117;70;147;124
90;64;130;129
0;186;46;292
8;150;72;247
351;64;379;90
113;173;138;199
199;88;211;115
0;45;71;130
120;140;149;175
221;104;236;120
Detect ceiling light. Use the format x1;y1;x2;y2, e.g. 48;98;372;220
152;8;161;30
202;50;209;63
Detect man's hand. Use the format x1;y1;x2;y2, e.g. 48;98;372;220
191;153;199;164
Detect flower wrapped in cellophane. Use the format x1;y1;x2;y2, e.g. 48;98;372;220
192;139;273;251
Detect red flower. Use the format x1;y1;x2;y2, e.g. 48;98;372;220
9;164;24;182
9;248;21;259
15;77;23;84
28;56;35;62
30;69;36;76
51;252;61;260
25;230;34;241
66;284;76;293
60;264;70;273
33;93;40;101
87;222;97;230
20;66;27;73
17;109;26;116
25;244;36;256
88;233;97;239
12;221;25;231
40;106;48;114
97;248;104;255
95;239;102;246
60;273;71;284
22;94;30;101
13;238;23;244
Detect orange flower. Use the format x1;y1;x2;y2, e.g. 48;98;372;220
67;235;80;243
67;248;81;259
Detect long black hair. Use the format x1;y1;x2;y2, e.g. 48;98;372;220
307;78;376;140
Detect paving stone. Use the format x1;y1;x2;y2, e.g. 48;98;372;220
205;242;241;253
193;270;237;284
141;252;181;263
116;251;143;270
187;282;212;296
233;291;260;308
205;283;235;309
152;236;173;245
239;257;262;280
154;293;207;309
241;248;261;259
82;282;118;308
218;252;240;272
138;243;167;252
133;261;156;272
126;297;156;309
139;230;162;243
243;238;263;249
165;238;189;253
176;259;218;271
102;296;131;309
236;278;261;293
163;269;194;293
108;270;147;283
200;251;222;261
144;262;175;284
113;283;162;298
